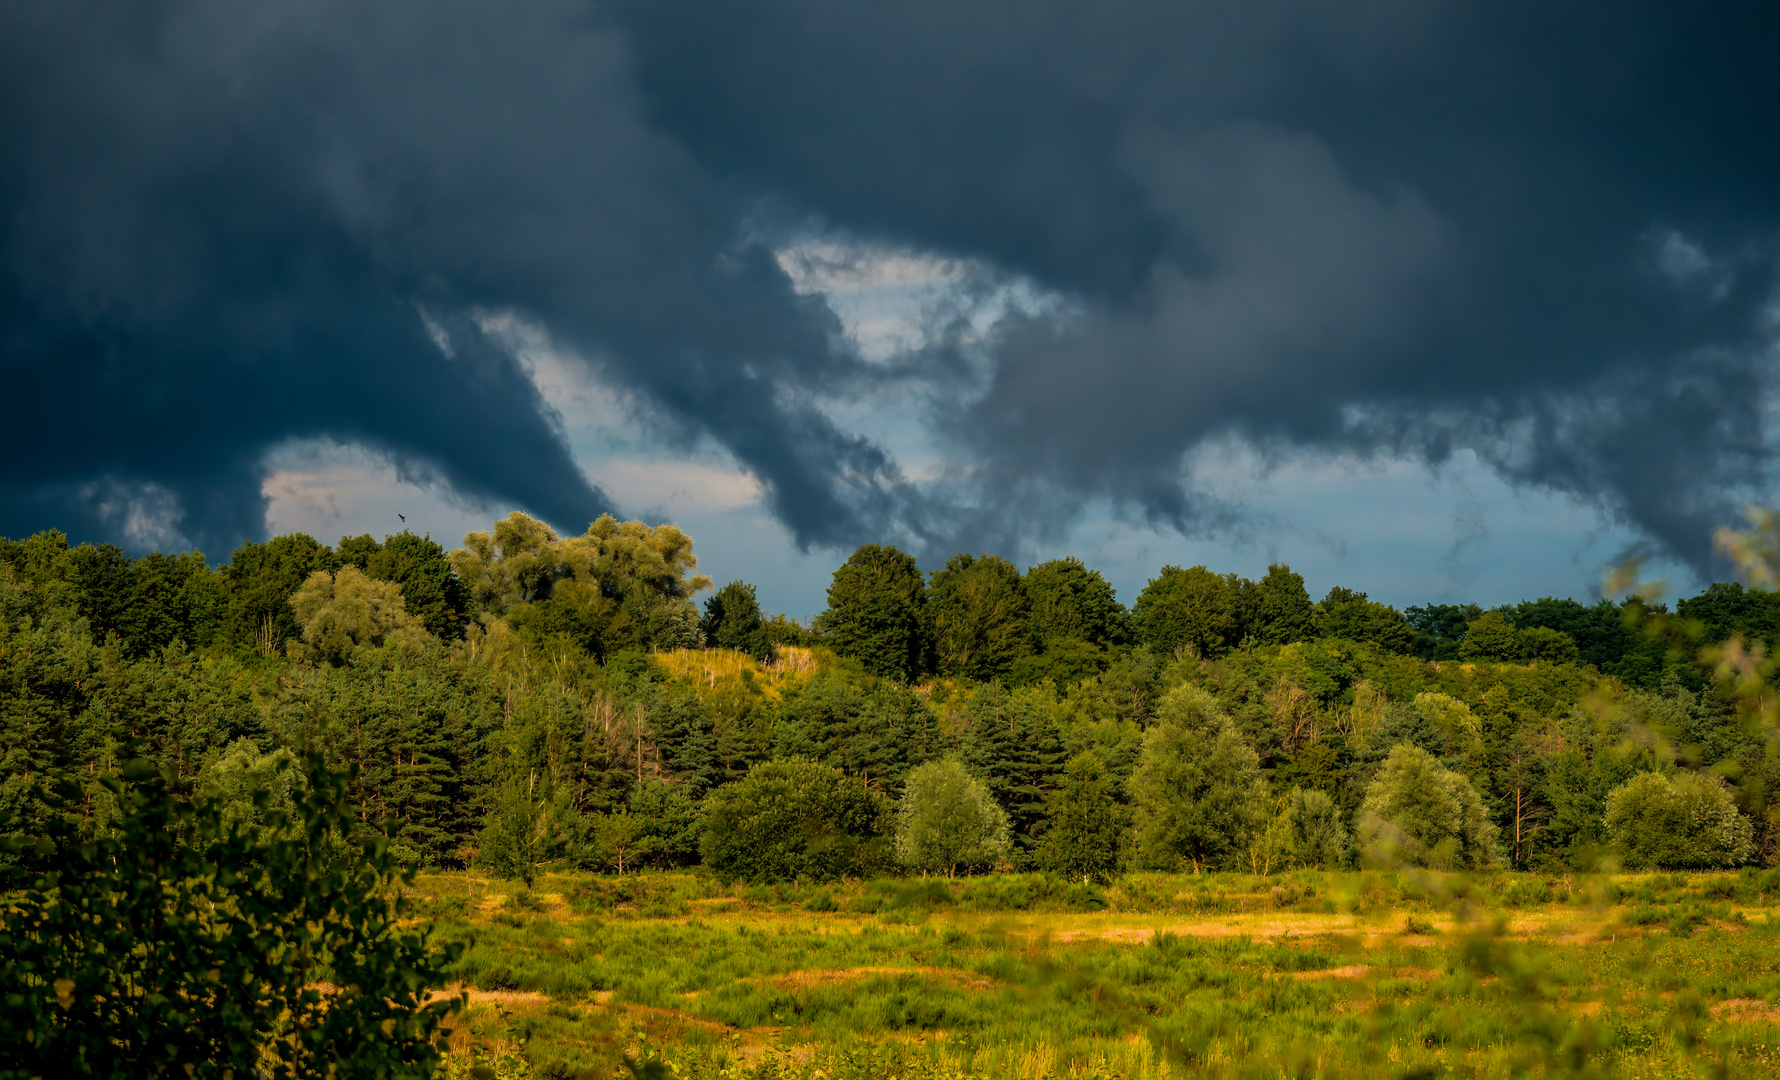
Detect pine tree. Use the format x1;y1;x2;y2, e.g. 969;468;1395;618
1036;751;1124;882
964;684;1065;862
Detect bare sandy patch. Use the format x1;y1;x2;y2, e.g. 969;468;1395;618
1712;998;1780;1024
751;965;997;992
428;984;548;1008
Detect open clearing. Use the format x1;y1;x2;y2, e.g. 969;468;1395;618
419;868;1780;1079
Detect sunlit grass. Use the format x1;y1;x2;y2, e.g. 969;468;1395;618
420;868;1780;1078
649;645;833;702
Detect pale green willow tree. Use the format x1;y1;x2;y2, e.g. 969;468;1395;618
287;564;430;665
1358;744;1498;869
449;511;711;658
894;758;1011;876
1127;685;1268;872
1263;787;1350;871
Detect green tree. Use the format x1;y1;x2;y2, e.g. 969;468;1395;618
60;541;131;645
225;533;336;654
893;759;1011;876
626;781;704;869
1035;751;1124;883
1458;610;1579;664
1007;638;1110;689
450;512;712;658
583;807;653;874
772;671;943;791
699;759;885;883
1316;587;1414;653
962;683;1065;859
1511;596;1632;669
196;739;299;844
1457;610;1523;661
1405;601;1485;660
120;550;228;657
1023;558;1127;649
478;767;551;887
1127;685;1269;872
927;553;1032;679
821;544;928;681
1264;787;1350;870
1132;565;1239;658
346;531;472;641
703;580;767;659
287;566;431;665
1251;564;1318;646
1605;770;1755;870
1358;744;1498;869
0;758;458;1079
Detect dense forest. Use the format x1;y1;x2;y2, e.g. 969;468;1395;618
4;511;1779;881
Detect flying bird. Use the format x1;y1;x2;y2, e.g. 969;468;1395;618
398;514;405;523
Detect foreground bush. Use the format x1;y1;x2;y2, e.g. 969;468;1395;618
700;758;886;883
0;757;457;1080
1606;770;1755;869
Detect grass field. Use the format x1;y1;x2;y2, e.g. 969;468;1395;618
417;869;1780;1079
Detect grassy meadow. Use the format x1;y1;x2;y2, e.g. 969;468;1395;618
420;869;1780;1080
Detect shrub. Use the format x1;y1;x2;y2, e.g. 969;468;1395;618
1605;770;1755;870
700;758;886;883
1358;744;1498;869
894;759;1011;876
0;757;456;1079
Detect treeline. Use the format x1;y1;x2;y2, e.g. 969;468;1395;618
3;512;1778;882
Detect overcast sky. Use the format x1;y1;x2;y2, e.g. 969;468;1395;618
4;0;1776;617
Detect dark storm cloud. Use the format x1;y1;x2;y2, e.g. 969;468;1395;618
615;0;1780;566
0;0;896;554
2;0;1777;568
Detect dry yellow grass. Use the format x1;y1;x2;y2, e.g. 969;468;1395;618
650;645;834;701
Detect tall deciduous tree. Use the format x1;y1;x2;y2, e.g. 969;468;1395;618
288;566;431;666
703;580;767;658
1250;564;1318;646
1459;610;1579;664
226;533;336;654
1317;587;1414;653
927;553;1032;680
449;512;711;658
699;759;885;883
1024;558;1127;649
1127;685;1268;872
821;544;928;681
336;531;471;641
1132;565;1239;659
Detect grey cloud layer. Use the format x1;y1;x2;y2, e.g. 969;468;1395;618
2;0;1776;568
